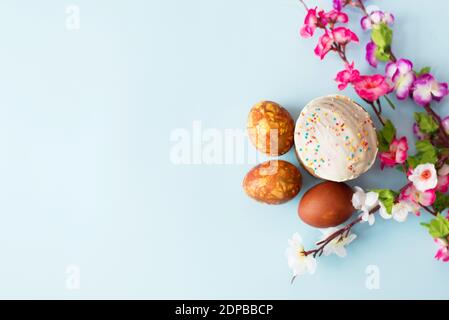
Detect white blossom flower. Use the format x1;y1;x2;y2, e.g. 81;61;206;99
379;201;417;222
352;187;379;226
318;228;357;258
408;163;438;192
286;233;316;278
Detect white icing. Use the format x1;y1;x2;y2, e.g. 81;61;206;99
294;95;378;182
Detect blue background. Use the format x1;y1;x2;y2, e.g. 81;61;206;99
0;0;447;299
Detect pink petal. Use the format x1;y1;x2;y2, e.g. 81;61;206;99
314;32;334;60
366;42;378;68
395;150;408;164
396;59;413;74
304;8;318;27
385;62;397;79
333;27;359;45
326;10;349;24
395;72;415;100
333;0;343;11
300;25;314;38
384;13;395;25
370;11;384;24
413;76;433;106
418;189;436;206
400;184;416;203
379;152;397;169
437;175;449;193
336;12;349;23
432;82;449;101
360;16;372;30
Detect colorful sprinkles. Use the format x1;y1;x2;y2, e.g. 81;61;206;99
295;96;377;179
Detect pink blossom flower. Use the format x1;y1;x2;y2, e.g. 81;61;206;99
314;27;358;60
361;11;395;30
300;8;327;38
332;26;359;45
437;175;449;193
442;116;449;135
333;0;344;11
379;137;408;169
365;41;377;68
435;238;449;262
325;10;349;25
412;74;449;106
436;164;449;193
314;30;334;59
408;163;438;192
400;183;436;207
352;74;393;102
413;123;430;140
386;59;416;100
335;62;360;90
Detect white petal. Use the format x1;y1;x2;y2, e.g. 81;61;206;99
346;233;357;245
368;214;375;226
322;245;333;257
351;189;365;209
379;204;392;219
360;210;370;222
291;262;306;276
291;233;303;244
392;204;408;222
335;246;347;258
365;192;379;207
305;256;317;274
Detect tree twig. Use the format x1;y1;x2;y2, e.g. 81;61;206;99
304;206;379;258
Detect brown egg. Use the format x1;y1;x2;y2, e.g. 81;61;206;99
298;181;354;228
243;160;302;205
247;101;295;156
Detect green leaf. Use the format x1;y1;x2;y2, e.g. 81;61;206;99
382;120;396;144
377;132;388;152
407;140;438;168
372;189;398;214
375;46;391;62
377;119;396;152
416;66;431;77
421;214;449;239
434;192;449;214
406;156;419;169
371;23;393;49
414;112;439;134
416;140;435;153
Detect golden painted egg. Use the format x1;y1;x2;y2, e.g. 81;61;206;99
243;160;302;205
247;101;295;156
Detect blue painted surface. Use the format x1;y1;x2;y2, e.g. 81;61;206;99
0;0;447;299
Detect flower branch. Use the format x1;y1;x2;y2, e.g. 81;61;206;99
304;205;379;258
288;0;449;282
